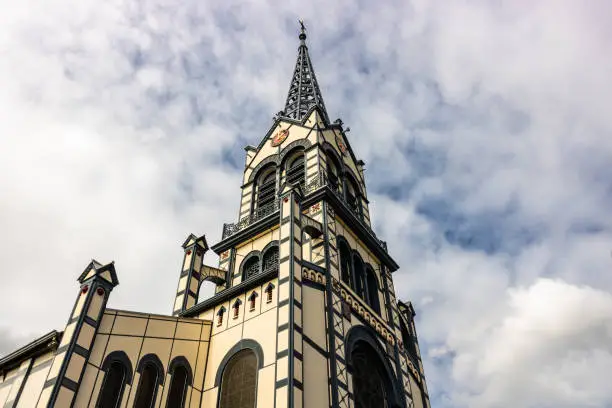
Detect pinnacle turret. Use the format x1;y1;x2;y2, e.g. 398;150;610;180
282;21;330;123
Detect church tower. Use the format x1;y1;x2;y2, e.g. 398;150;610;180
180;23;431;408
0;22;431;408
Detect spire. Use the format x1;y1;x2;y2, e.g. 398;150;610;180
282;21;330;123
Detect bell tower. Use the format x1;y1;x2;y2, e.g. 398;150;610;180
179;22;431;408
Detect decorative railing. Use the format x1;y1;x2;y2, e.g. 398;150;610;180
222;200;280;239
221;172;389;253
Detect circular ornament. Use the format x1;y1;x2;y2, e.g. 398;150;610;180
81;285;89;294
271;129;290;147
97;287;105;296
336;134;347;155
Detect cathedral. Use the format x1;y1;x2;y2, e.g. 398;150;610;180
0;24;431;408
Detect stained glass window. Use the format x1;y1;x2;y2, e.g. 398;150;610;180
134;363;159;408
166;365;188;408
242;256;260;280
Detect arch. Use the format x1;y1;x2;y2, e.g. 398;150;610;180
399;317;417;361
364;265;381;314
323;144;342;191
279;139;312;163
338;236;352;288
344;173;362;215
134;354;164;408
352;251;366;299
345;326;403;408
214;339;264;387
240;251;261;281
261;243;279;273
247;156;279;184
166;357;193;408
217;350;258;408
253;163;277;214
96;351;133;408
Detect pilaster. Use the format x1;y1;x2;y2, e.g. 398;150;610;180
173;234;208;316
274;185;304;408
38;260;118;408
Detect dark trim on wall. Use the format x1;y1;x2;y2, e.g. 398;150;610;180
136;353;165;385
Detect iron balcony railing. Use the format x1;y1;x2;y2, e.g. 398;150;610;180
221;171;388;252
222;200;280;239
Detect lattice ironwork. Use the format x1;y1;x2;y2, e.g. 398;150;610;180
262;247;279;273
222;200;280;239
282;24;329;123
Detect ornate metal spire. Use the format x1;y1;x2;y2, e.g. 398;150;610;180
282;21;330;123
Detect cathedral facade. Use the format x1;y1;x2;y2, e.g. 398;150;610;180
0;26;431;408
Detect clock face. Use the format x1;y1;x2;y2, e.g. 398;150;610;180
271;129;290;147
336;134;347;155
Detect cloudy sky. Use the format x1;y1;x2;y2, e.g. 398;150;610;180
2;0;612;407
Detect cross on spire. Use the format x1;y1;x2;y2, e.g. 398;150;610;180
282;21;330;123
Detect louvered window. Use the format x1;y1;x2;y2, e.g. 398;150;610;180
256;171;276;213
286;154;305;188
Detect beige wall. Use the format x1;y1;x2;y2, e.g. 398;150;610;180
73;309;212;408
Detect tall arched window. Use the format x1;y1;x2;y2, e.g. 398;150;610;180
339;240;352;287
326;152;341;192
286;150;305;188
255;168;276;215
218;350;258;408
262;245;279;273
344;175;361;216
365;267;380;314
400;318;418;361
134;354;164;408
166;357;193;408
241;255;260;281
97;351;132;408
351;342;390;408
353;254;365;299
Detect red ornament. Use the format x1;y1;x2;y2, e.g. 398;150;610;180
283;197;289;203
81;285;88;294
97;287;105;296
186;250;192;255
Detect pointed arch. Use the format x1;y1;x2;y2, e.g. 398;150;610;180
214;339;264;387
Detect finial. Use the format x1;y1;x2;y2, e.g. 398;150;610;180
299;19;307;42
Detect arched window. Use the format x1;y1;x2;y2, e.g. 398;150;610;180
255;168;276;214
326;152;341;192
365;267;380;314
353;254;365;299
344;175;361;216
217;307;226;327
166;357;193;408
262;245;279;273
97;351;132;408
242;255;260;281
265;283;274;303
339;240;352;287
351;342;390;408
134;354;164;408
286;150;305;188
218;350;258;408
400;318;418;361
248;292;258;311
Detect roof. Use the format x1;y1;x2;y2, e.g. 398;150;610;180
0;330;62;372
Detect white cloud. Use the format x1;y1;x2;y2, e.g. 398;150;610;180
1;1;611;407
